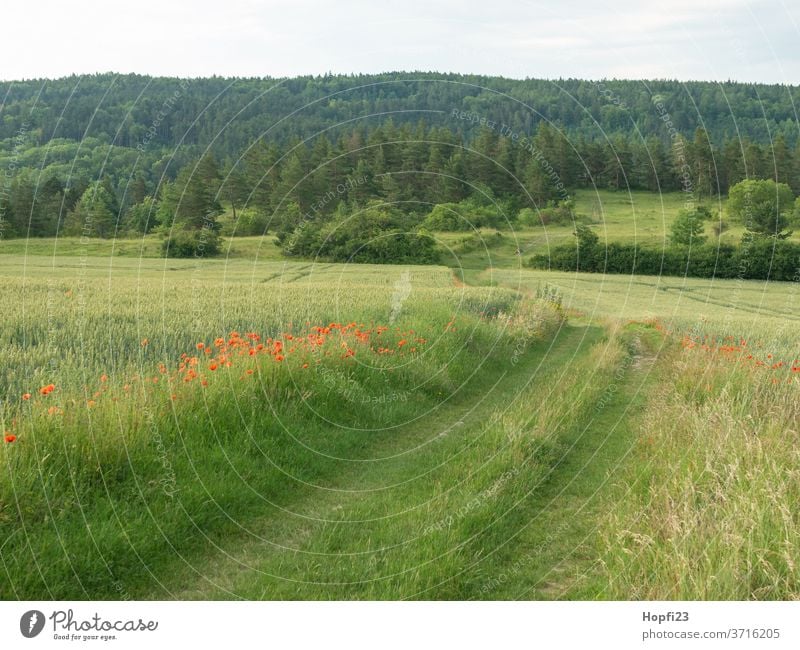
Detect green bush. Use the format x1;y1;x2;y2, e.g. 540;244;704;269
530;235;800;281
283;203;440;264
162;228;222;258
670;208;708;246
517;200;582;228
727;179;795;239
220;208;271;237
421;200;507;231
453;231;505;254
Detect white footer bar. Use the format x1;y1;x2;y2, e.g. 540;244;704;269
1;601;797;649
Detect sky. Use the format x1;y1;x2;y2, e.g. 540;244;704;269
2;0;799;83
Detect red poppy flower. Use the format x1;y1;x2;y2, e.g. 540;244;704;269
4;433;16;443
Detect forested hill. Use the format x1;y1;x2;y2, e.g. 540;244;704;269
3;72;800;264
2;72;799;155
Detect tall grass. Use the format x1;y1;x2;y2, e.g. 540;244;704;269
599;325;800;599
0;257;566;599
171;320;632;599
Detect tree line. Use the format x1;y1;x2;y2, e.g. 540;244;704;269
2;73;798;153
3;117;800;256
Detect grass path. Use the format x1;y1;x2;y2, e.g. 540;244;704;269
464;331;658;599
149;319;659;600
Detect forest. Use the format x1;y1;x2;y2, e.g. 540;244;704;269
2;73;800;265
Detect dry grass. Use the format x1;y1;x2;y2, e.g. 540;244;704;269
600;331;800;599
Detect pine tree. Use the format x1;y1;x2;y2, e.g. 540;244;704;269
65;181;118;238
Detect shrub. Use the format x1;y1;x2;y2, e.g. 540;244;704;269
453;231;505;254
517;201;577;227
162;228;222;258
670;208;708;246
220;207;270;237
283;204;440;264
421;200;507;231
529;238;800;281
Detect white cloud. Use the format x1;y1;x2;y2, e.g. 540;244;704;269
0;0;798;82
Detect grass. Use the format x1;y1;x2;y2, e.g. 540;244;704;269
483;267;800;334
441;189;800;278
164;321;641;599
596;329;800;599
2;188;800;600
474;321;664;599
0;234;285;260
481;265;800;599
9;189;799;267
0;254;568;598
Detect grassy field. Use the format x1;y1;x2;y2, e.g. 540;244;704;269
484;266;800;598
2;189;799;600
7;189;797;268
484;267;800;333
441;189;800;273
0;254;574;598
0;233;286;260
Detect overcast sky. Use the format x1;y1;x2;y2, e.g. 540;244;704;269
2;0;798;83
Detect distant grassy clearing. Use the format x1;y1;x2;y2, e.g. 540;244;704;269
0;234;286;260
486;267;800;337
440;189;800;273
6;190;798;267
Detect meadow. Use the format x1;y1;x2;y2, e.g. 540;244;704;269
1;254;575;598
486;267;800;598
1;189;799;600
8;188;795;268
